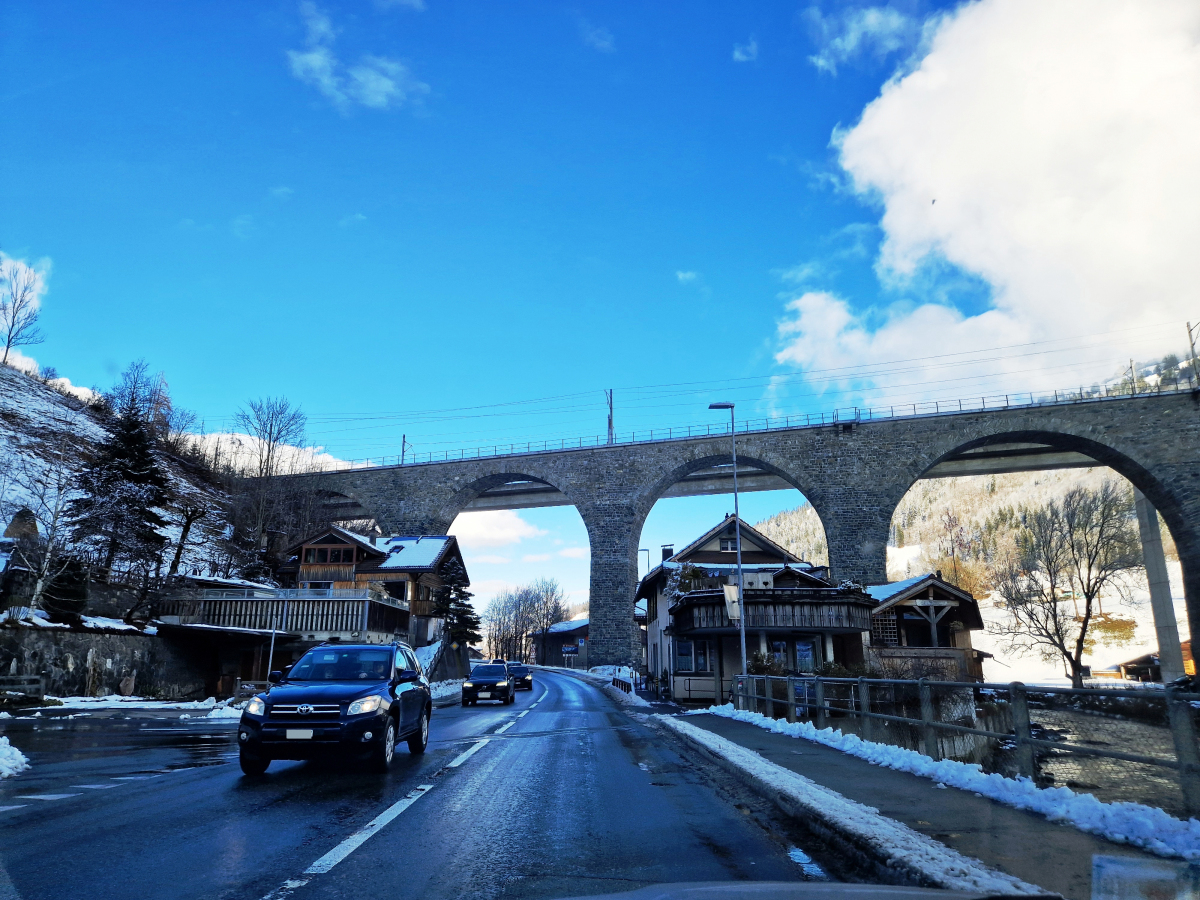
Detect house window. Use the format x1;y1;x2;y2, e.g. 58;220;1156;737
303;548;315;563
676;640;713;673
795;639;817;673
304;582;332;591
771;641;787;666
316;548;328;563
720;538;737;552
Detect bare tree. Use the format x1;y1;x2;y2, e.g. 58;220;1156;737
530;577;567;663
0;257;44;366
166;499;210;578
234;397;307;545
991;480;1143;688
9;439;79;612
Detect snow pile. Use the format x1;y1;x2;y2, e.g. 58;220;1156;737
205;704;244;719
47;695;223;710
415;641;441;673
429;679;464;703
696;703;1200;861
0;737;30;779
659;716;1044;894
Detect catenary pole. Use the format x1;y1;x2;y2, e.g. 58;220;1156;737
710;402;748;677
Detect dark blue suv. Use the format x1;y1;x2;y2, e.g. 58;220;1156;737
237;642;431;775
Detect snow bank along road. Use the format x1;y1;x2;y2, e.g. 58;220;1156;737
0;671;850;900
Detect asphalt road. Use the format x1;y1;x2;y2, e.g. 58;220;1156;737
0;671;842;900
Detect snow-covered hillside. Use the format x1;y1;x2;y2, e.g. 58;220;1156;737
0;365;228;576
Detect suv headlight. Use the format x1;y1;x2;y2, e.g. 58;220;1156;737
348;695;384;715
462;682;474;688
496;681;508;688
245;697;265;716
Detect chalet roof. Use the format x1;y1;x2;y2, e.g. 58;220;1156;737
636;516;812;599
546;618;588;634
866;573;983;630
286;524;387;558
358;535;466;580
180;573;277;592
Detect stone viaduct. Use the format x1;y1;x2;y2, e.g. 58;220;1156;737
294;392;1200;667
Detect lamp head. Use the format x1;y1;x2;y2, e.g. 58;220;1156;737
708;402;734;410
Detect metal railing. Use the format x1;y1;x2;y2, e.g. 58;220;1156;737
732;674;1200;818
303;378;1198;472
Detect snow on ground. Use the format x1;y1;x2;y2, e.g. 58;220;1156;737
429;679;464;703
45;695;224;710
415;641;440;673
0;737;30;779
659;716;1043;894
695;703;1200;861
203;704;244;719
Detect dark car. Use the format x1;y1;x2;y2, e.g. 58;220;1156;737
507;663;533;690
237;642;431;776
461;664;514;705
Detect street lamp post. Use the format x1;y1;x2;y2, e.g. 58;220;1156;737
710;402;748;678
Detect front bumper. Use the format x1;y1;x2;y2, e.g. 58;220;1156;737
238;712;390;760
461;684;510;702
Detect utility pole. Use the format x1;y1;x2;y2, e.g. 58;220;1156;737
710;402;747;678
1189;322;1199;389
605;390;614;445
1130;359;1137;395
400;434;412;465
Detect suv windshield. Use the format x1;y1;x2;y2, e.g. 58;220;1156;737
289;648;392;681
509;665;529;674
472;665;506;677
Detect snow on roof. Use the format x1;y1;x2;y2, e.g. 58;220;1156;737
184;574;277;591
547;618;588;633
373;536;452;571
865;575;930;603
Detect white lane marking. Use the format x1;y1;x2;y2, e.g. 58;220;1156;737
73;784;119;789
304;784;434;874
0;805;27;812
517;710;529;718
495;721;515;734
449;739;490;767
111;775;158;781
17;794;80;801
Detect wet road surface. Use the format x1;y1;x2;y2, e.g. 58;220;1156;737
0;671;841;899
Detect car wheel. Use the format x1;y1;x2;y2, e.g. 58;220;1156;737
370;717;397;773
407;708;429;754
239;751;269;776
462;698;469;707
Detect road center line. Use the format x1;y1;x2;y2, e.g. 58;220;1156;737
495;721;515;734
517;710;529;718
449;739;490;767
304;784;434;875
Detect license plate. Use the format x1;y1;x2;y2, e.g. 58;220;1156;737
478;692;491;699
286;729;314;740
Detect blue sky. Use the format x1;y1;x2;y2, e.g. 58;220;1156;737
6;0;1198;609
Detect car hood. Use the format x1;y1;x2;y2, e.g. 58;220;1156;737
267;681;388;704
466;676;507;685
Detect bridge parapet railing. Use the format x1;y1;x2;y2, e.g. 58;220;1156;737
731;674;1200;819
306;377;1199;471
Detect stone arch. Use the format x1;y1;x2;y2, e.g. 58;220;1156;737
433;468;591;535
887;419;1200;645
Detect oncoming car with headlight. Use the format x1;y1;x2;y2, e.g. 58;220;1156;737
237;642;431;776
460;663;514;705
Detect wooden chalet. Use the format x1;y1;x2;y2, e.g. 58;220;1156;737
638;516;875;703
865;574;989;682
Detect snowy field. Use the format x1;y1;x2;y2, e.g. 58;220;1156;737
888;547;1188;687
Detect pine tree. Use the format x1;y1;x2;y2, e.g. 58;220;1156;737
433;558;482;645
68;400;172;582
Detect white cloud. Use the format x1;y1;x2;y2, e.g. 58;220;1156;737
231;214;256;239
470;554;511;565
338;212;367;228
191;432;346;476
450;510;547;548
778;0;1200;396
521;553;552;563
374;0;425;9
676;270;698;284
805;5;919;75
558;547;588;559
270;186;294;199
733;37;758;63
580;20;615;53
288;1;429;112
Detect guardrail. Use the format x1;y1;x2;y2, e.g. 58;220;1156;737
305;378;1198;472
0;675;45;700
732;674;1200;818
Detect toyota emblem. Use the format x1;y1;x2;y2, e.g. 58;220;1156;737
297;704;313;716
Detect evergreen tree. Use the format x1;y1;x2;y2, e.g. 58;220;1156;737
68;400;172;582
433;558;482;645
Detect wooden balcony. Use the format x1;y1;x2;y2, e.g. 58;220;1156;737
674;593;873;633
157;592;407;640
